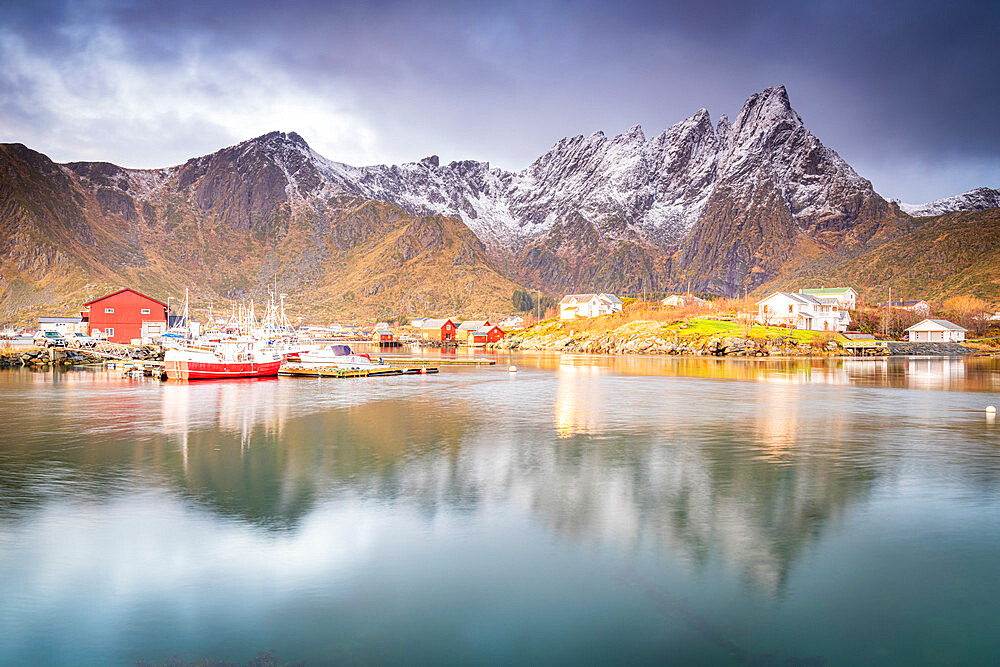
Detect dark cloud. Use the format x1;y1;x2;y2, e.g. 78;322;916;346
0;0;997;201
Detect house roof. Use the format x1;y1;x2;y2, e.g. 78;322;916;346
420;318;455;329
457;320;488;331
83;288;168;308
374;329;392;335
471;325;503;336
664;294;707;303
906;318;967;332
38;316;82;323
757;291;821;306
559;293;595;304
800;287;856;296
559;293;622;305
880;300;928;307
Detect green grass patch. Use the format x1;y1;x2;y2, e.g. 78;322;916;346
663;318;844;343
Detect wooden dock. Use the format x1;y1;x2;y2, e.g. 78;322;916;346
386;358;496;366
278;365;439;378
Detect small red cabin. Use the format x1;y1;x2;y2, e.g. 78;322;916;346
83;288;168;344
419;318;457;342
374;329;394;343
470;325;505;345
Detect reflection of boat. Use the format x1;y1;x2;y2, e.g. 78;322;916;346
165;339;282;380
297;344;387;370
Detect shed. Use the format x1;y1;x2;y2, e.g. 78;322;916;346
38;316;85;335
456;319;490;341
905;319;967;343
470;325;505;345
418;318;457;342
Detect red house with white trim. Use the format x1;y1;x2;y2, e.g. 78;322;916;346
83;288;168;344
470;324;505;345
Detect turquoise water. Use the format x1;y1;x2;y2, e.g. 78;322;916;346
1;355;999;665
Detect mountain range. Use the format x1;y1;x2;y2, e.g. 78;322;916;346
1;85;997;323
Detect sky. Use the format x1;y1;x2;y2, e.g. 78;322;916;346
0;0;998;203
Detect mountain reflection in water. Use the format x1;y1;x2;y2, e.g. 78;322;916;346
0;355;998;665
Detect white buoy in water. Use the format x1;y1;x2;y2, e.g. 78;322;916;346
988;406;997;414
509;365;517;373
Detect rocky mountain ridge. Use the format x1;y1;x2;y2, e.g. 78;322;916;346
3;84;999;324
900;186;1000;217
122;85;912;295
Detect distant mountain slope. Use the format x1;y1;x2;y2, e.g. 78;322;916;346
900;187;1000;217
762;207;1000;302
130;85;901;296
4;84;1000;324
0;143;519;324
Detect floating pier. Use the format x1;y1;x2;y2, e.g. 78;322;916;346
387;358;496;366
278;365;439;378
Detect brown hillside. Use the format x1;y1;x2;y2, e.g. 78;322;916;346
760;208;1000;303
0;143;521;325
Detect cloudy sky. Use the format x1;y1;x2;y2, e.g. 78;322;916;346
1;0;997;203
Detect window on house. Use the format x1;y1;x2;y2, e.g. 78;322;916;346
104;308;114;313
788;304;793;313
105;328;115;337
141;308;150;314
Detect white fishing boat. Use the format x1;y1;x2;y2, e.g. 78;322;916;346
297;344;387;370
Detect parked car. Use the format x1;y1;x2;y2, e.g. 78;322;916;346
67;332;97;348
34;331;67;347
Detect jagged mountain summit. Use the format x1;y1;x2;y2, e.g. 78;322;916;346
219;86;879;252
4;84;998;324
171;85;899;293
900;186;1000;217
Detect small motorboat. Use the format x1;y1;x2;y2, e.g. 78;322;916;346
297;344;387;370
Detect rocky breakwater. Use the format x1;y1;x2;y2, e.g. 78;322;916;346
491;321;848;357
0;345;162;369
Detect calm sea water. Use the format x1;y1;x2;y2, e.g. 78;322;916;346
1;352;999;665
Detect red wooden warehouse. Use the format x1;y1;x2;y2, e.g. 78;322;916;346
83;288;168;344
418;319;457;342
470;324;505;345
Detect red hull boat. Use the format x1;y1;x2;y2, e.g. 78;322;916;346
164;358;282;380
164;339;283;380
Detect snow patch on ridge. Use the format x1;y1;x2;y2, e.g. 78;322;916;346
900;187;1000;217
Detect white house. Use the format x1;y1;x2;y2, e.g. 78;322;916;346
37;316;86;335
880;300;932;317
905;319;967;342
663;294;708;308
799;287;858;311
499;315;525;330
559;293;624;320
756;292;847;332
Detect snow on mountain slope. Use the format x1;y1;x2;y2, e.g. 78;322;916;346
715;86;874;224
112;86;892;255
900;187;1000;217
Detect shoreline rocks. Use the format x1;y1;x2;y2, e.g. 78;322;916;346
0;345;163;369
488;324;975;358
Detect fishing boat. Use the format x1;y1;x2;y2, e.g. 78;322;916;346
297;344;387;370
164;338;282;380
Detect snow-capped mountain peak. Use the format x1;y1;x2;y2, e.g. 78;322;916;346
172;87;894;254
900;186;1000;217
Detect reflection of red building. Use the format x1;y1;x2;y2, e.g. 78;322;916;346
83;288;168;344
